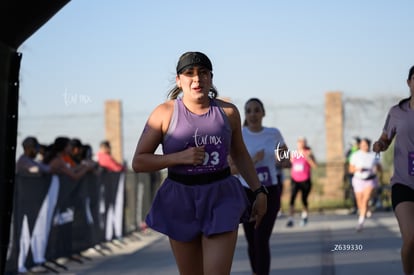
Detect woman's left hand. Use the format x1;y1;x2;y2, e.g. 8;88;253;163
250;193;267;228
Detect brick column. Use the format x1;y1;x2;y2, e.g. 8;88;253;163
104;100;123;164
324;92;345;200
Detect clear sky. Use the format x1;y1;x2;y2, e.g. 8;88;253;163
16;0;414;165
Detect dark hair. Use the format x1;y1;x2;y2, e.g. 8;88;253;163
408;65;414;81
70;138;82;148
361;137;371;149
398;65;414;109
243;98;265;126
52;137;70;153
168;51;218;100
353;136;361;144
361;137;371;147
22;136;38;150
43;136;70;164
100;140;111;148
81;144;93;160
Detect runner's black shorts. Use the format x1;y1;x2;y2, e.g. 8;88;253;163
392;183;414;211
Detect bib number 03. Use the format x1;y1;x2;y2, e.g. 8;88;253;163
203;151;220;166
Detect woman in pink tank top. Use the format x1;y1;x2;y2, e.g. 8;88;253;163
286;137;317;227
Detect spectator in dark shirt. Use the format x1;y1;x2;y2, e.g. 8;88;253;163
16;136;50;174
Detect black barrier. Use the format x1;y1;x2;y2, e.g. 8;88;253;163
5;169;162;274
5;170;127;274
5;174;57;274
123;171;163;234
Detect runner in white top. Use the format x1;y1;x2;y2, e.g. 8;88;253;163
229;98;289;275
349;138;381;231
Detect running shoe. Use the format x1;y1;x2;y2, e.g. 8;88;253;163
300;217;308;227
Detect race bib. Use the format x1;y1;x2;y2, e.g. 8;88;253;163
292;163;305;172
256;166;272;186
202;144;226;168
408;152;414;176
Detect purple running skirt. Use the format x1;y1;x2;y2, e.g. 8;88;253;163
145;175;250;242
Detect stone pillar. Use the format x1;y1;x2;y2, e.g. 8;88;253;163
324;91;345;200
104;100;123;164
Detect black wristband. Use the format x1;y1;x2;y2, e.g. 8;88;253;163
254;185;269;196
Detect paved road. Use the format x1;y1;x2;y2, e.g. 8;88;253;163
45;210;403;275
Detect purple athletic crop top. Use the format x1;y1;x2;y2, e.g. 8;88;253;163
163;98;231;174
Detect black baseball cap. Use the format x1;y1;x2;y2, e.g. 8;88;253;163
176;52;213;74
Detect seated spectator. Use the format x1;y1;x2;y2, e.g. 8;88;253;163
97;140;125;172
16;136;50;174
43;136;95;181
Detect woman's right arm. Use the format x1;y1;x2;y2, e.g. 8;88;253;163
132;102;205;172
373;112;396;153
373;132;394;153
